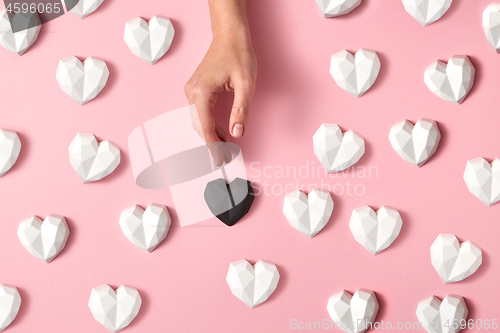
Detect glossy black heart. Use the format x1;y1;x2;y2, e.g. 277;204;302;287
204;178;254;226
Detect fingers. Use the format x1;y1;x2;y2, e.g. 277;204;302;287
229;77;255;139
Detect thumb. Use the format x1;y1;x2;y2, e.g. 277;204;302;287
229;80;254;138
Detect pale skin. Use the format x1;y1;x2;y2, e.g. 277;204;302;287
185;0;256;165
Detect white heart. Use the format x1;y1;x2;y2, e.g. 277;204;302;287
483;4;500;53
402;0;453;26
226;259;280;309
327;289;379;333
0;129;21;177
0;285;21;332
330;49;380;98
389;119;441;167
69;133;120;183
463;157;500;206
88;285;142;333
416;295;468;333
56;56;109;105
17;214;70;263
119;204;171;252
313;123;365;173
71;0;105;19
430;234;482;284
349;206;403;255
424;55;475;104
0;10;41;56
283;189;334;238
124;16;175;65
316;0;362;18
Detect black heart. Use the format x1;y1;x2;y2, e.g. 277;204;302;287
204;178;254;226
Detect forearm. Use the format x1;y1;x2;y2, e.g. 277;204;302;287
208;0;252;46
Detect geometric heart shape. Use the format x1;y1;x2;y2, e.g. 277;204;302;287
424;55;475;104
17;214;70;263
316;0;362;18
327;289;379;333
330;49;381;98
71;0;105;19
463;157;500;207
416;295;468;333
226;259;280;309
119;204;171;252
430;234;482;284
389;119;441;167
483;4;500;53
0;9;41;56
313;123;365;173
0;129;21;178
56;56;109;105
402;0;453;26
283;189;334;238
0;285;21;332
124;16;175;65
204;178;254;226
88;285;142;333
69;133;121;183
349;206;403;255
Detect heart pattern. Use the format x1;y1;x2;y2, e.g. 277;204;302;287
56;56;109;105
226;260;280;309
119;204;171;252
464;157;500;207
330;49;380;98
424;55;475;104
69;133;120;183
17;214;70;263
316;0;362;18
0;10;41;56
483;4;500;53
349;206;403;255
0;285;21;332
416;295;468;333
0;129;21;178
389;119;441;167
71;0;105;19
430;234;482;284
402;0;453;26
283;189;334;238
327;289;379;333
124;16;175;65
88;285;142;333
313;123;365;173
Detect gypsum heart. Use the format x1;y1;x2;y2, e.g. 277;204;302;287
204;178;254;226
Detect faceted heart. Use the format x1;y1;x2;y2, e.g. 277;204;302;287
430;234;482;284
463;157;500;207
0;285;21;332
283;189;334;238
124;16;175;65
313;123;365;173
56;56;109;105
226;259;280;309
402;0;453;26
119;204;171;252
204;178;254;226
416;295;468;333
389;119;441;167
424;55;475;104
483;4;500;53
69;133;120;183
330;49;380;98
349;206;403;255
0;10;41;56
316;0;362;18
17;214;70;263
327;289;379;333
88;285;142;333
71;0;105;19
0;129;21;177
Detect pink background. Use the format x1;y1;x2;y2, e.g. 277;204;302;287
1;0;500;332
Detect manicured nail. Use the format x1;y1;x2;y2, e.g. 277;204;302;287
233;123;244;138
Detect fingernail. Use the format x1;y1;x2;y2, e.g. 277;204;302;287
232;123;244;138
